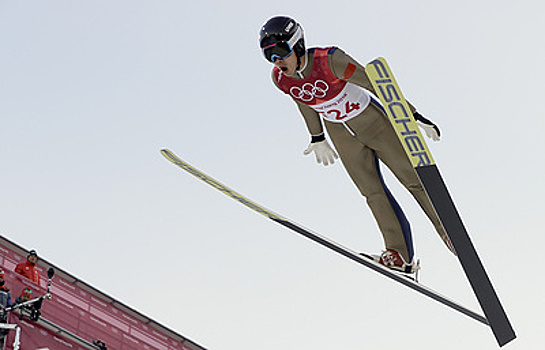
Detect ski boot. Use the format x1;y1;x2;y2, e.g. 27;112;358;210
372;249;420;275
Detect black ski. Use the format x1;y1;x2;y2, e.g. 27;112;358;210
160;149;488;326
366;57;516;347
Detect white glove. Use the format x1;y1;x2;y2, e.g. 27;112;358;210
413;112;441;141
303;140;338;166
417;120;441;141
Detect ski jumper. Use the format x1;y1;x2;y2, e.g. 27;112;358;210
272;47;448;262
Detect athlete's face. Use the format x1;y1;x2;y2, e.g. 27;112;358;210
273;52;298;77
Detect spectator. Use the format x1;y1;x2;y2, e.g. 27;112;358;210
15;250;41;285
0;269;10;347
0;269;11;309
14;287;42;322
15;287;33;304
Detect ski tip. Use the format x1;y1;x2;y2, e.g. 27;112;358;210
160;149;174;157
160;149;177;163
367;56;386;66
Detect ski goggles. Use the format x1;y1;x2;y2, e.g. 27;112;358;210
262;41;294;62
262;26;303;63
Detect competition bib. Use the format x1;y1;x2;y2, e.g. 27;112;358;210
311;82;371;123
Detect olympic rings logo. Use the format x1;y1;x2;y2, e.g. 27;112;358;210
290;80;329;102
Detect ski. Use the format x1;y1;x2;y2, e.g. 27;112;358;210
160;149;488;326
366;57;516;347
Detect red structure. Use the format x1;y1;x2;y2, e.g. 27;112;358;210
0;235;206;350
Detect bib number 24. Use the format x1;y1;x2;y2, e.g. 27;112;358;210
324;101;361;120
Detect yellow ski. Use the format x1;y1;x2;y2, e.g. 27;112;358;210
366;57;515;347
161;148;488;327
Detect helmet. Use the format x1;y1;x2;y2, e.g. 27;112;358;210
259;16;305;62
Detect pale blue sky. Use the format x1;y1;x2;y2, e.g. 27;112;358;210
1;1;543;349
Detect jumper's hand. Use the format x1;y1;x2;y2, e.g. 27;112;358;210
414;112;441;141
303;140;338;166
